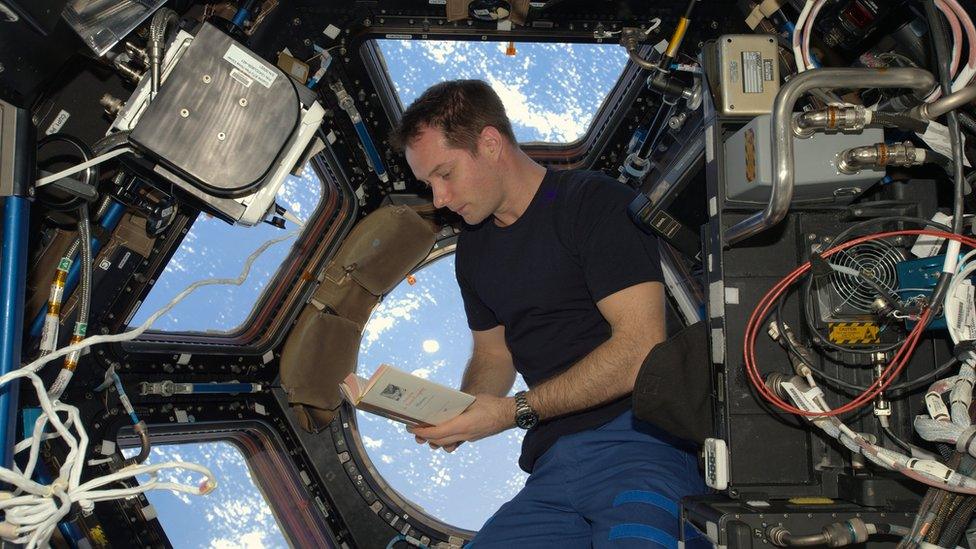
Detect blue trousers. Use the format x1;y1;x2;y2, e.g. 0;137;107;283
469;410;708;548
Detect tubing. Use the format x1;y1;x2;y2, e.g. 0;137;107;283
0;197;30;468
724;68;936;246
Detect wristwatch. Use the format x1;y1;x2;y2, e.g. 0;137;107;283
514;391;539;430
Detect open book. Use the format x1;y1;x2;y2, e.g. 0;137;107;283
340;364;475;427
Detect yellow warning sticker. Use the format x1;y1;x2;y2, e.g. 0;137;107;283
744;128;756;182
828;322;880;344
788;496;835;505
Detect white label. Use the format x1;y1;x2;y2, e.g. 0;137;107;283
323;24;342;39
254;403;267;416
177;353;191;365
45;110;70;135
918;122;972;168
741;51;763;94
262;350;275;364
100;440;116;455
907;458;954;481
925;392;951;421
224;44;278;89
385;34;413;39
949;281;976;340
781;381;826;413
724;286;739;304
708;280;724;318
117;251;131;269
229;67;254;88
428;0;447;4
175;409;189;423
709;196;717;217
705;125;714;163
911;212;953;257
141;504;158;521
99;259;112;270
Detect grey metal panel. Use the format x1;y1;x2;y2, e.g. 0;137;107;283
724;114;885;203
130;23;299;197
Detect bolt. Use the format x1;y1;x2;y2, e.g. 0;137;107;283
292;17;302;26
239;98;247;107
217;132;226;141
711;21;718;29
202;74;212;84
363;18;371;26
180;108;189;118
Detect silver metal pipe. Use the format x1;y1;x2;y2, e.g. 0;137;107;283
837;142;921;174
724;68;935;246
793;105;868;138
917;85;976;120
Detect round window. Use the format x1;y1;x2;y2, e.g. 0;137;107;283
356;252;528;531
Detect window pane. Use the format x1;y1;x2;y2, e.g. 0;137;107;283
377;40;630;143
128;164;323;333
122;441;288;548
357;253;528;532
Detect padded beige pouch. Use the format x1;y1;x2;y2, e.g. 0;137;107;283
280;205;436;431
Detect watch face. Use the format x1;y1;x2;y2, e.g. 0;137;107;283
516;412;539;430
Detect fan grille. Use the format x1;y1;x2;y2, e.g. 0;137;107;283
828;240;904;312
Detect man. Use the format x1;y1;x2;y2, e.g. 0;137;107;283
390;80;706;548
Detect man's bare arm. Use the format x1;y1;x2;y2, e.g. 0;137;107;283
460;325;517;397
525;281;666;420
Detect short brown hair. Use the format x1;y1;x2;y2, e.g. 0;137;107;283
389;79;517;154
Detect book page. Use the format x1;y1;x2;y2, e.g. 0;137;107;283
339;373;370;403
358;365;475;425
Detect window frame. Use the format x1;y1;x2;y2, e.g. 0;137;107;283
358;33;650;169
117;420;338;548
340;237;505;538
116;146;359;356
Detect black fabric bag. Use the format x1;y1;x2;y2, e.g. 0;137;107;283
632;320;712;446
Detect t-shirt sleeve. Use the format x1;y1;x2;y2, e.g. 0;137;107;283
455;248;500;331
574;177;664;303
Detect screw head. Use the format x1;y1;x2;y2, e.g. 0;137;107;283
217;132;226;141
239;98;248;107
180;108;189;118
202;74;212;84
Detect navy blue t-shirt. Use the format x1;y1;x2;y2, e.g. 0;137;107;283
455;168;664;473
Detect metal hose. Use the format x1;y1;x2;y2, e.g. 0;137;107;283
124;421;151;466
77;206;92;327
148;8;179;96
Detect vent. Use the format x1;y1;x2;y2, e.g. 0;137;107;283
828;240;905;313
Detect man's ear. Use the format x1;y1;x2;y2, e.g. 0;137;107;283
480;126;504;160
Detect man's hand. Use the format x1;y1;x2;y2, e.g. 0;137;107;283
408;394;515;453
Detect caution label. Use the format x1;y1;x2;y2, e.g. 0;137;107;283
744;128;756;182
828;322;880;344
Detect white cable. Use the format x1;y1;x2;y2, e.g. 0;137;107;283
35;148;134;188
792;0;815;73
0;229;297;548
801;0;827;71
21;230;298;375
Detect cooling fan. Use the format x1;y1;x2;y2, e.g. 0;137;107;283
814;239;906;323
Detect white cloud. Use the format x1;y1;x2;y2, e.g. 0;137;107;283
362;435;384;449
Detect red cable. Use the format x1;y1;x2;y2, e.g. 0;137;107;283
743;229;976;417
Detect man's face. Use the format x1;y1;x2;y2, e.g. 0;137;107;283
404;126;501;225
